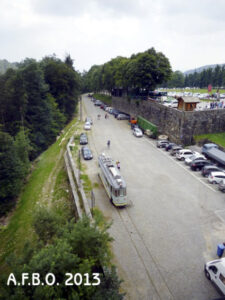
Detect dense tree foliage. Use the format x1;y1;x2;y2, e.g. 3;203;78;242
0;209;124;299
164;65;225;88
0;56;80;215
82;48;172;94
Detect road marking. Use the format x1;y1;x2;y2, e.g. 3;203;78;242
215;209;225;223
144;138;216;193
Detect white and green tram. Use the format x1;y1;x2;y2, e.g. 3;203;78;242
98;153;127;207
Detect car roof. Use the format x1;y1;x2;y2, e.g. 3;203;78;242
180;149;193;153
204;165;218;169
210;171;225;176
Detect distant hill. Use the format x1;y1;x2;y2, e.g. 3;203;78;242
0;59;18;74
184;64;225;75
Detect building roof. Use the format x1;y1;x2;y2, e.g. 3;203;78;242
177;96;200;103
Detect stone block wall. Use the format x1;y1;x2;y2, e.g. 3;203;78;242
112;96;225;145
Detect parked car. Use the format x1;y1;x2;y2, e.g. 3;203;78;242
84;122;91;130
94;100;102;106
176;149;194;161
156;140;169;148
218;179;225;192
204;257;225;295
114;110;122;118
170;145;183;156
111;109;121;116
185;153;206;165
190;160;212;171
165;143;176;151
105;106;113;112
208;171;225;184
80;133;88;145
81;146;93;160
117;114;130;120
85;117;92;125
201;165;222;177
133;128;143;137
202;143;218;155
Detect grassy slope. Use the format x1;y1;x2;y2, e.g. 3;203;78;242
0;117;77;271
194;132;225;148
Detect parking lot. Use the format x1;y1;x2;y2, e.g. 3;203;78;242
82;94;225;300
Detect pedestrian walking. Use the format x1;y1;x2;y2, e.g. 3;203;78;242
107;140;110;148
98;114;101;120
116;161;120;170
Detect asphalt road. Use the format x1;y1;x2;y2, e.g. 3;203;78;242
82;95;225;300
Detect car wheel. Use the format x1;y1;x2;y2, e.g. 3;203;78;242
212;181;217;184
181;157;185;161
205;269;211;280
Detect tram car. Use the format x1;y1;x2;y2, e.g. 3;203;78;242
98;153;127;206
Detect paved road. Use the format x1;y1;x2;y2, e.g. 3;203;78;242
82;95;225;300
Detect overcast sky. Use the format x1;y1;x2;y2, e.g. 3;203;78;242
1;0;225;72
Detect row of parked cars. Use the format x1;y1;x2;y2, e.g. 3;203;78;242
92;98;130;120
156;140;225;192
80;116;94;160
93;98;145;138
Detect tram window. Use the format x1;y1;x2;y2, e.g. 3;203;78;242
114;189;119;197
118;188;126;196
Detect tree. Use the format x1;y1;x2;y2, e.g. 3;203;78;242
42;57;81;121
0;130;26;216
125;48;172;94
0;212;124;299
162;70;184;88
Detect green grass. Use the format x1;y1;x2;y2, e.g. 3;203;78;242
0;117;78;271
194;132;225;148
80;174;92;194
93;93;112;105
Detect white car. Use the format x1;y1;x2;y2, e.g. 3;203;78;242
133;128;143;137
185;153;205;165
84;122;91;130
176;149;194;161
205;257;225;295
208;171;225;184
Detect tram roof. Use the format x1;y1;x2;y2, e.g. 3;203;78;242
98;154;126;189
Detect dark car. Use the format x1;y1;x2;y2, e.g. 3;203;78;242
201;165;222;177
111;109;121;116
114;110;122;118
156;140;169;148
80;133;88;145
81;146;93;160
170;145;183;156
165;143;176;151
190;160;212;171
116;114;130;120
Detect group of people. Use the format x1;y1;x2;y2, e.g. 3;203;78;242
97;113;109;120
210;101;224;109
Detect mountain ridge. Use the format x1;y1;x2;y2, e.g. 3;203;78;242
184;63;225;75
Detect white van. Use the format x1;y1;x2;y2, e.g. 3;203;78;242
205;257;225;295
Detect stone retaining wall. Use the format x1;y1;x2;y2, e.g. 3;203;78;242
112;97;225;145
